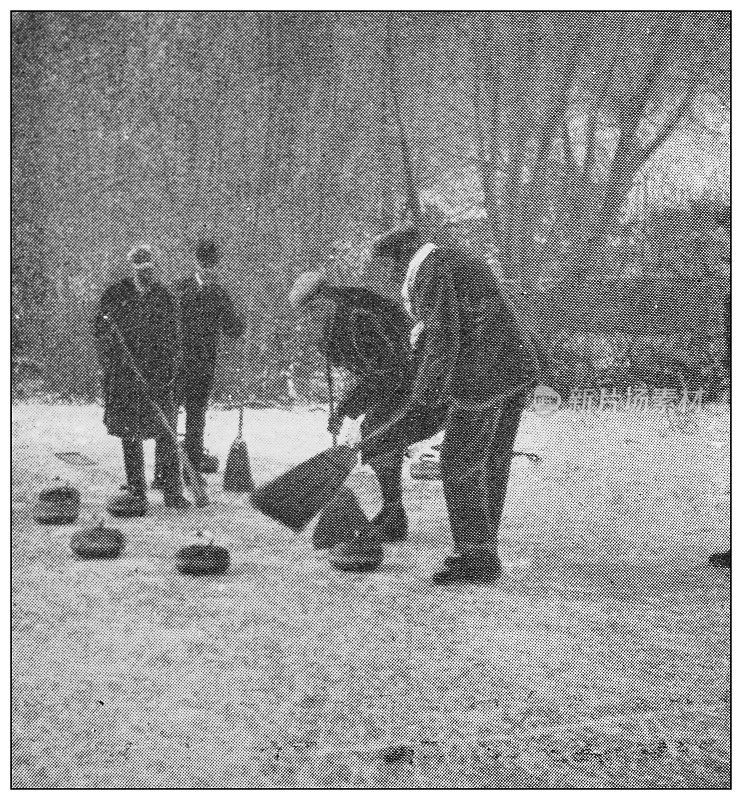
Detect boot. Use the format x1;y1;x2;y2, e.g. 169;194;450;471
432;548;501;585
370;502;408;543
164;493;192;510
709;549;731;567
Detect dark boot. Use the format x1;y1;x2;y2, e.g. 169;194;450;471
164;493;192;510
432;548;502;585
371;502;408;543
709;549;731;567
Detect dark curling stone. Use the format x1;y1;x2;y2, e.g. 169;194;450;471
200;450;220;474
328;528;384;572
313;486;369;550
107;488;147;518
33;482;81;525
70;520;125;559
175;543;230;576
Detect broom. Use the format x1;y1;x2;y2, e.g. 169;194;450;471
102;315;208;507
250;406;408;531
224;338;254;492
224;405;254;492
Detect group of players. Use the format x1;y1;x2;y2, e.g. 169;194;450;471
94;225;547;584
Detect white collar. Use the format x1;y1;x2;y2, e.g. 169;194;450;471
401;243;438;316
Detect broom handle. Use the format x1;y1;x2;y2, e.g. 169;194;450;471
353;380;538;454
326;357;338;448
238;335;245;438
102;314;207;506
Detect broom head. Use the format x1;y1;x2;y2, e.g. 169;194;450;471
223;438;254;493
251;444;358;531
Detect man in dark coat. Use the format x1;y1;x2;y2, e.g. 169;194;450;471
93;245;189;509
289;272;447;545
371;226;545;584
154;238;244;487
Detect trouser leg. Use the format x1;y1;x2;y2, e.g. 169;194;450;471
183;395;208;474
368;449;405;508
156;396;183;497
157;432;182;496
121;438;146;496
483;395;527;536
440;395;526;553
440;406;496;553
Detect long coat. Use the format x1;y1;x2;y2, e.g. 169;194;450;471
322;286;414;420
93;278;177;439
406;247;545;408
175;276;245;399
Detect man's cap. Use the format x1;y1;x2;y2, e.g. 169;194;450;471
370;225;424;264
127;245;155;268
195;238;221;266
288;271;328;309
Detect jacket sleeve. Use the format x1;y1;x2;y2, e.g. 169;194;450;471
218;288;245;339
407;255;460;407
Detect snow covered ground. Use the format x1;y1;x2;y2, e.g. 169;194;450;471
12;401;730;788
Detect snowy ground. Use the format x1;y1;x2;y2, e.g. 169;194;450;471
12;401;730;788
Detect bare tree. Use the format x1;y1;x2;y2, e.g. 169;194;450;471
464;11;728;330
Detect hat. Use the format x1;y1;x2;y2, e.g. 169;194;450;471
288;271;328;309
371;225;423;265
195;238;221;266
127;245;155;269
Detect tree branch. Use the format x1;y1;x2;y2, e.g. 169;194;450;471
636;81;698;167
533;13;594;169
384;12;422;229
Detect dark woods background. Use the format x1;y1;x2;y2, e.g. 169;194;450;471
11;11;730;404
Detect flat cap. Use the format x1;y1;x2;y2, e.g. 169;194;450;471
370;225;423;264
127;244;155;268
288;271;328;309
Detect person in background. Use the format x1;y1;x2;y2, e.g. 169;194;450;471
154;238;245;488
288;271;447;552
93;245;190;511
370;225;545;584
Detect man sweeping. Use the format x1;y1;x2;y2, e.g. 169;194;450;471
154;238;245;488
288;272;446;553
93;245;190;512
370;226;545;584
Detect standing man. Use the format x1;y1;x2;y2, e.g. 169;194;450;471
155;238;245;487
93;245;190;511
288;272;447;547
371;226;545;584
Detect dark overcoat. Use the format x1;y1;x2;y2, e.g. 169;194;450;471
93;278;177;439
406;247;545;407
175;276;245;398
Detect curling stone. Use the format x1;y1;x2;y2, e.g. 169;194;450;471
107;487;147;518
33;481;81;525
313;486;369;550
70;520;125;559
200;450;220;474
175;542;230;576
328;528;383;572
